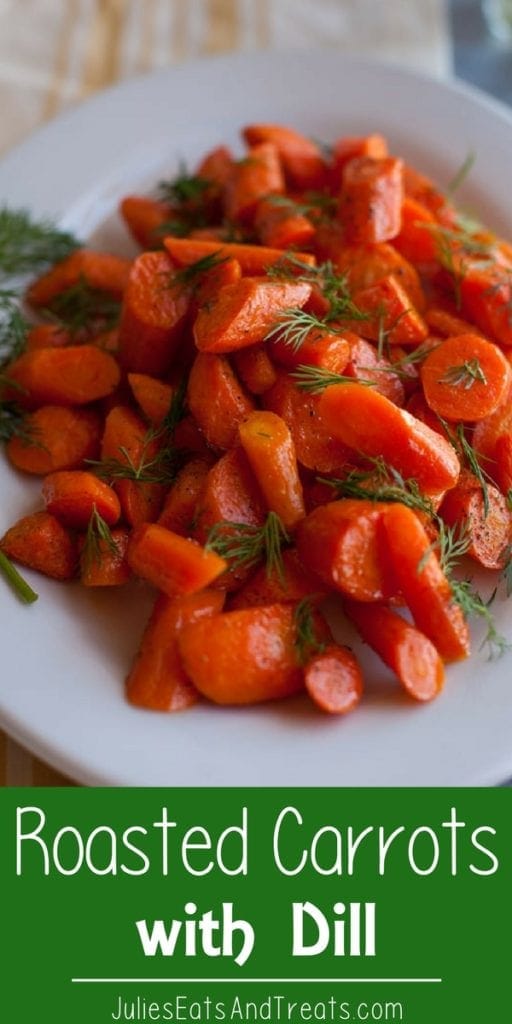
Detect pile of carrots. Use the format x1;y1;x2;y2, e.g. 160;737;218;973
2;122;512;715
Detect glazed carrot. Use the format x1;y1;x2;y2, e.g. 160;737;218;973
126;590;225;711
5;345;120;407
193;256;242;309
425;307;482;339
164;236;316;275
460;263;512;347
333;242;425;312
440;472;511;570
25;323;71;351
177;603;306;704
120;195;172;249
118;251;190;376
406;391;449;437
393;196;438;263
127;523;227;596
127;373;174;427
319;383;461;492
421;334;511;422
27;249;131;307
229;548;326;610
472;380;512;464
269;327;351;374
344;601;445;702
239;410;305;529
193;277;312;354
233;345;278;395
254;197;315;250
351;274;428;347
100;405;165;526
493;432;512;495
42;470;120;528
329;134;388;187
296;499;396;602
225;143;285;224
403;163;452;220
382;503;470;662
339;156;404;244
242;124;326;189
304;644;364;714
80;528;132;587
187;353;255;449
158;458;211;535
0;511;77;581
344;336;405;405
193;447;266;540
264;371;351;473
7;406;101;475
196;144;234;190
173;414;211;456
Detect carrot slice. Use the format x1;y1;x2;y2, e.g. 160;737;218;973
296;499;396;602
242;124;326;190
127;373;174;427
177;603;305;704
126;590;224;712
339;156;404;244
187;353;255;450
193;277;312;354
351;274;428;347
27;249;131;307
269;327;351;374
120;195;172;249
5;345;120;407
225;143;285;224
100;405;165;526
330;134;388;187
42;470;121;528
264;371;351;474
494;432;512;495
460;263;512;347
424;307;482;339
158;458;211;535
440;472;511;570
229;548;326;610
345;601;444;702
128;523;226;596
420;334;511;422
233;344;278;395
0;511;77;581
254;197;315;250
333;243;425;312
80;528;132;587
304;644;364;714
193;447;266;541
164;236;316;275
344;335;405;405
382;503;470;662
319;383;461;492
26;323;71;351
118;250;190;376
7;406;101;475
239;410;305;529
393;196;438;263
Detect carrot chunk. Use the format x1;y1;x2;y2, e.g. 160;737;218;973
421;334;511;422
5;345;120;407
0;511;77;581
339;156;404;244
193;277;312;354
26;249;131;307
100;405;165;526
127;374;174;427
440;472;511;570
80;528;132;587
233;345;278;395
158;458;211;535
7;406;101;475
242;124;326;190
225;143;285;224
239;410;305;529
229;548;326;609
194;448;266;541
264;372;351;474
118;251;189;376
254;197;315;250
128;523;227;595
304;644;364;714
351;274;428;347
187;353;255;450
42;471;121;528
164;236;316;276
120;195;172;249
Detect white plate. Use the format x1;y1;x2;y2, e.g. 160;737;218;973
1;50;511;787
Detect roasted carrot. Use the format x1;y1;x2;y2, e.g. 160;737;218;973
239;410;305;529
254;197;316;250
440;472;511;570
187;353;255;450
0;511;77;581
351;274;428;347
158;458;211;535
5;345;120;408
242;124;326;190
42;470;120;528
421;334;511;422
493;432;512;496
27;249;131;307
233;344;278;395
296;499;396;602
80;528;132;587
7;406;101;475
382;503;470;662
304;644;364;714
425;307;483;339
193;277;312;354
269;327;351;374
345;601;444;702
126;590;224;711
460;263;512;347
127;373;174;427
264;371;351;474
343;335;405;405
329;134;388;187
25;323;71;351
193;256;242;309
118;250;190;376
339;156;404;244
127;523;227;596
193;447;266;542
393;196;438;263
100;405;165;526
229;548;326;609
225;143;285;224
120;195;172;249
333;241;426;312
164;236;316;275
177;603;306;704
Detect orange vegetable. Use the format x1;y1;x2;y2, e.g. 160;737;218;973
461;263;512;347
440;472;511;570
233;344;278;395
319;383;461;492
242;124;326;190
187;353;255;450
393;196;438;263
494;432;512;495
193;447;266;542
7;406;101;475
127;373;174;427
27;249;130;307
330;134;388;187
239;410;305;529
333;242;425;312
118;251;190;376
100;405;165;526
126;590;224;711
0;511;77;581
25;323;71;351
421;334;511;422
193;277;312;354
296;499;396;603
382;504;470;662
269;327;351;374
345;601;444;702
424;307;482;339
344;336;405;405
264;371;351;474
127;523;227;596
177;603;305;704
193;256;242;309
254;197;315;250
158;458;211;535
304;644;364;714
225;143;285;224
339;156;404;244
120;195;172;249
80;528;132;587
351;274;428;347
229;548;326;609
5;345;120;408
164;236;316;275
42;470;121;528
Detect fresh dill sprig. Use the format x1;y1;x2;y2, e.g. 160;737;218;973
358;340;439;380
81;506;118;572
45;277;121;335
265;257;369;326
205;511;290;581
0;207;80;277
446;151;476;197
88;433;179;486
0;288;29;365
440;419;491;518
0;401;34;445
174;251;227;287
157;166;211;206
320;458;436;518
293;597;326;666
159;376;188;437
265;308;332;353
439;358;487;390
265;253;319;280
0;549;38;604
290;364;375;394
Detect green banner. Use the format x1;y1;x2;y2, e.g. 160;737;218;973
1;788;509;1021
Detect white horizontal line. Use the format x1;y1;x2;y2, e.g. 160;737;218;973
71;978;442;985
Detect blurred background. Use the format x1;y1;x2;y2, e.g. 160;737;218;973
0;0;510;784
0;0;511;158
